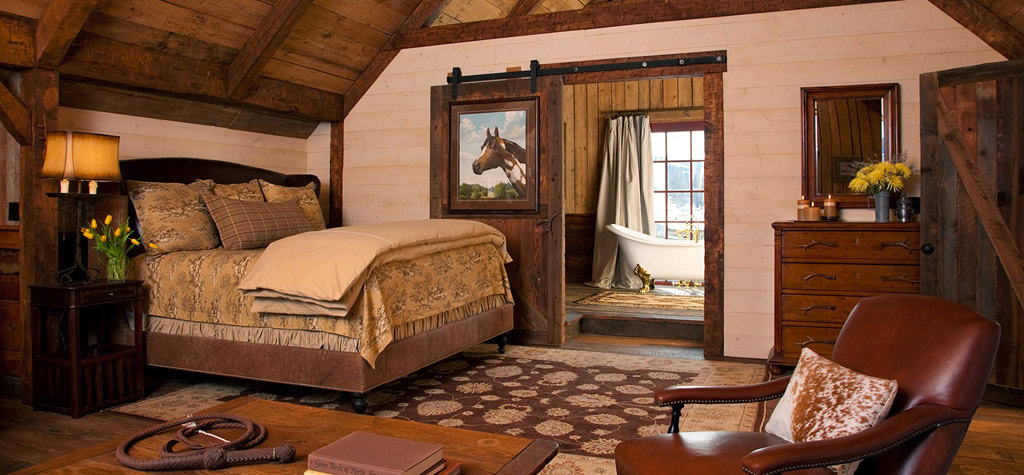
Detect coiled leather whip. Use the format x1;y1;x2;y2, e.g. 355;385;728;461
116;412;295;470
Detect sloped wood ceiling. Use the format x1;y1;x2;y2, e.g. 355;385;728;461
0;0;1020;139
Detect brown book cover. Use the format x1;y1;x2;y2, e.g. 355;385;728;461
308;431;444;475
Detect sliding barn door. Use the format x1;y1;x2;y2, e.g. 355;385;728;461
430;78;565;346
920;59;1024;398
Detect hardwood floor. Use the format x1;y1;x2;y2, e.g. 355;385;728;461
1;338;1022;473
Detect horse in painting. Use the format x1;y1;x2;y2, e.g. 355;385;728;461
472;127;527;197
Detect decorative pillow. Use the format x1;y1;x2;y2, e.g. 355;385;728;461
203;194;316;250
765;348;897;474
196;179;265;202
258;180;326;230
127;180;219;254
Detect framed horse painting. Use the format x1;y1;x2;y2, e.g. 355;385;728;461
448;98;539;212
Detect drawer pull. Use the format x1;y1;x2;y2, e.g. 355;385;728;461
797;239;838;250
799;304;836;314
882;273;920;285
880;239;915;251
108;292;115;297
800;336;837;348
801;272;836;282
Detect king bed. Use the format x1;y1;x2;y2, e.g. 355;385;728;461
119;158;514;413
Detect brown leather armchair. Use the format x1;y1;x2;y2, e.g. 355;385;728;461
615;294;1001;474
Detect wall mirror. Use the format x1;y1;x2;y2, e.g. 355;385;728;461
802;83;899;208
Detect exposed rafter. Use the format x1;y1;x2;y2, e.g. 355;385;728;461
60;34;344;122
928;0;1024;59
390;0;897;50
508;0;545;18
35;0;100;69
0;13;35;68
0;80;31;145
343;0;452;117
227;0;313;100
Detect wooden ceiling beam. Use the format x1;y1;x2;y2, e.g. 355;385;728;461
60;33;344;122
227;0;314;100
343;0;452;117
391;0;897;50
0;80;32;145
0;13;35;68
35;0;100;69
928;0;1024;59
508;0;545;18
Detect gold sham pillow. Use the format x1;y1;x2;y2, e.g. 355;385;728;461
201;178;265;202
127;180;220;253
258;180;326;230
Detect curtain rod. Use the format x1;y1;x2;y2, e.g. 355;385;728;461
604;106;704;118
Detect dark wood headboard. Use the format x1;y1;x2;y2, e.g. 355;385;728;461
119;157;320;195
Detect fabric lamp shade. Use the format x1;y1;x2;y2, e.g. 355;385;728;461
41;131;121;181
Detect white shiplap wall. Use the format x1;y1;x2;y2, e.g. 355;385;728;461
320;0;1004;358
60;108;308;174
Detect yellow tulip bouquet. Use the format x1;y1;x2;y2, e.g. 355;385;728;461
848;152;913;195
81;215;156;281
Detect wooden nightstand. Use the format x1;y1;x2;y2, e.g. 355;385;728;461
30;280;144;418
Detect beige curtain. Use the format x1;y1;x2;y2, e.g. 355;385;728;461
590;115;654;289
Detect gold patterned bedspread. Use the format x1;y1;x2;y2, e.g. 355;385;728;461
129;243;512;367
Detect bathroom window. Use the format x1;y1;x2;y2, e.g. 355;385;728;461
651;121;705;241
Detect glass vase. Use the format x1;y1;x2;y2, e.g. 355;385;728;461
106;254;127;282
873;190;892;223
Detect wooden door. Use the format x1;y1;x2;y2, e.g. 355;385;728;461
920;59;1024;399
430;77;565;346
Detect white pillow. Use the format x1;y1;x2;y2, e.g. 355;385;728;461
765;348;897;474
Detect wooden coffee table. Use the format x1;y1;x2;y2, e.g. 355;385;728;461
15;396;557;474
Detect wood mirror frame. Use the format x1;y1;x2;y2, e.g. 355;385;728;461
801;83;899;208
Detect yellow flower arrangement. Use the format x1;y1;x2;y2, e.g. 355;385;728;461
848;152;913;195
81;215;156;281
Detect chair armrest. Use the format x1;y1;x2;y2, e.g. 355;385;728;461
740;404;975;475
655;376;791;406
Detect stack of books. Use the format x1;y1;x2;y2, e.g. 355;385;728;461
305;431;461;475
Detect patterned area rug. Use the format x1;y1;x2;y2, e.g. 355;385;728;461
111;344;766;472
574;290;704;310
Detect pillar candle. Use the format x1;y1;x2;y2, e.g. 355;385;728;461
823;194;838;220
88;180;98;194
805;202;822;221
797;195;810;221
60;179;70;193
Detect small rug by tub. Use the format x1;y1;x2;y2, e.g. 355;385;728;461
575;290;704;310
110;344;766;472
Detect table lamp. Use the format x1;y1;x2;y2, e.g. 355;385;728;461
40;131;121;282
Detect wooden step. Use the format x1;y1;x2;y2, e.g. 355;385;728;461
569;313;703;342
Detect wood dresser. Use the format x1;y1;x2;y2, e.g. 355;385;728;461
769;221;920;373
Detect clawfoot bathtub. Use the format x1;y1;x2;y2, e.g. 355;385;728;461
606;224;705;293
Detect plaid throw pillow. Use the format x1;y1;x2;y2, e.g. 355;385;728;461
203;194;316;250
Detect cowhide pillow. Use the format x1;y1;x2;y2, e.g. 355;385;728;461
765;348;897;474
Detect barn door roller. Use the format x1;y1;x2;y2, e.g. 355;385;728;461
447;54;727;98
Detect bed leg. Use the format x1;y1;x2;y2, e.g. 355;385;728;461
350;393;368;414
497;333;508;354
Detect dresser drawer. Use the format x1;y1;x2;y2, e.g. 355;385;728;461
781;231;919;262
76;285;140;306
781;263;920;293
779;325;840;360
781;295;865;324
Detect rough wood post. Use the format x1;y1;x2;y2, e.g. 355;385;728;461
15;69;60;402
329;121;343;227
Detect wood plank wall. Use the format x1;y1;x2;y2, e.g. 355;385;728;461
562;77;704;283
921;63;1024;395
0;225;19;379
